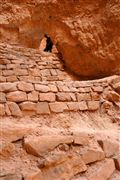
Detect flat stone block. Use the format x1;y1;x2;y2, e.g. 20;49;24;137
0;104;5;116
49;102;68;113
39;93;56;102
36;102;50;114
7;91;27;102
17;82;34;92
20;102;36;111
88;101;99;110
8;102;22;117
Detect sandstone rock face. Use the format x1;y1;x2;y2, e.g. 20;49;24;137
0;0;120;79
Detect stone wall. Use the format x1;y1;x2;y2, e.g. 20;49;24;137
0;0;120;79
0;43;120;117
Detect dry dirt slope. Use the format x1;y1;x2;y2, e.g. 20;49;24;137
0;43;120;179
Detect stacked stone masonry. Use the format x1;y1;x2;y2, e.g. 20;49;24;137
0;43;120;117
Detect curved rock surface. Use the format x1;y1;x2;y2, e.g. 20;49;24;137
0;0;120;79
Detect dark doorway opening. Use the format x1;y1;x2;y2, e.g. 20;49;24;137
39;34;58;53
44;34;53;52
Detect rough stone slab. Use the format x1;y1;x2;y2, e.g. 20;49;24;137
69;155;87;175
38;152;69;168
28;91;39;102
87;101;99;111
0;59;10;65
24;135;73;157
39;93;56;102
0;123;35;143
50;69;57;76
5;103;11;116
41;155;87;179
79;101;88;111
48;84;58;92
77;93;91;101
67;102;79;111
0;76;6;82
98;140;119;157
17;82;34;92
35;84;50;92
0;92;6;103
80;146;105;164
49;102;68;113
0;104;5;116
69;86;79;92
73;132;90;146
7;91;27;102
14;69;28;76
78;87;91;93
0;65;6;70
85;159;115;180
6;76;17;82
62;85;70;92
0;83;17;92
74;81;92;88
56;92;71;101
41;69;51;76
3;70;14;76
20;102;36;111
8;102;22;117
36;102;50;114
6;63;20;69
92;86;103;93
